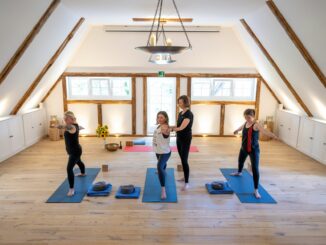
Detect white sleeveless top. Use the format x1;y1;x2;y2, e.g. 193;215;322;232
153;126;171;154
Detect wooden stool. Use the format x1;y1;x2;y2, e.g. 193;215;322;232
48;127;60;141
102;164;109;172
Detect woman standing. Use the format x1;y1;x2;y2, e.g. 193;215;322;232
153;111;171;200
58;111;86;197
231;109;278;198
172;95;194;191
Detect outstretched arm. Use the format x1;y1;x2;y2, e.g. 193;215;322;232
161;124;171;136
57;124;76;134
233;124;245;135
254;123;278;140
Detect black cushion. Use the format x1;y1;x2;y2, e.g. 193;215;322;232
120;185;135;194
211;181;224;190
92;181;107;191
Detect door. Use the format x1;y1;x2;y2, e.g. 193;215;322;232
311;121;326;164
8;116;25;153
147;77;176;135
297;117;315;155
0;120;11;161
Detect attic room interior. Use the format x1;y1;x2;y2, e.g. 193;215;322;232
0;0;325;244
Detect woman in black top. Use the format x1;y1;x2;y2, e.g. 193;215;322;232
58;111;86;197
171;95;194;191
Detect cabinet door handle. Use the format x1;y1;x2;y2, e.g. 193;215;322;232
9;135;13;138
39;123;42;126
309;137;313;140
288;128;291;130
323;143;326;145
280;124;284;127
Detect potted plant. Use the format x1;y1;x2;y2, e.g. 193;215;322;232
96;124;109;148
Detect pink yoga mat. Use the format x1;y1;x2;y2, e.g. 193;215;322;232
123;145;199;152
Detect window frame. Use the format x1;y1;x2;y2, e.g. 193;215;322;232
66;76;132;100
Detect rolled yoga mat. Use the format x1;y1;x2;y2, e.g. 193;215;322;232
142;168;178;203
220;168;277;204
46;168;100;203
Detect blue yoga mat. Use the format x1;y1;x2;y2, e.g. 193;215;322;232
220;168;277;204
133;139;146;145
87;184;112;197
142;168;177;203
115;187;141;199
46;168;100;203
205;182;234;194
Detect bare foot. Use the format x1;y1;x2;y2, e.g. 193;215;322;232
75;173;87;177
181;183;189;191
67;188;75;197
161;188;167;200
254;189;261;199
230;172;242;176
177;177;185;182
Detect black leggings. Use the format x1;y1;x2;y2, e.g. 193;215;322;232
238;148;260;189
156;152;171;187
176;136;192;183
67;154;85;188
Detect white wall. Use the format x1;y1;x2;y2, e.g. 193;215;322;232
191;104;220;135
236;2;326;120
102;104;132;135
67;26;256;73
259;82;278;122
224;104;255;135
0;0;51;70
0;1;87;117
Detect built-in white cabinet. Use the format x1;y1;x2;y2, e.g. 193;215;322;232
22;109;46;146
298;117;326;165
0;108;46;163
0;116;25;162
276;110;301;148
277;109;326;165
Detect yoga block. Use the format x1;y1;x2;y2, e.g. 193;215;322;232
102;164;109;172
177;164;183;172
48;127;60;141
126;141;134;146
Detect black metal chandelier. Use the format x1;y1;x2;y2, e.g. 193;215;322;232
135;0;192;64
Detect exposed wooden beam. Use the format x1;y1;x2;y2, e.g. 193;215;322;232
40;75;62;103
176;76;180;123
62;76;68;112
63;72;261;78
132;17;193;23
0;0;60;85
187;77;191;98
255;78;262;120
67;100;132;104
219;104;225;136
266;0;326;88
192;101;255;105
260;78;282;104
240;19;313;117
10;18;85;115
143;77;147;135
97;104;102;126
131;77;136;135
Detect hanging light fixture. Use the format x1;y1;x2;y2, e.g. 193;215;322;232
135;0;192;64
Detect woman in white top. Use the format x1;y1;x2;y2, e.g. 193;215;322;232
153;111;171;200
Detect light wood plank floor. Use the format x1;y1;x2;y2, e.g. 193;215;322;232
0;137;325;245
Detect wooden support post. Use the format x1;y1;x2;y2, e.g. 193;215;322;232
255;78;262;120
97;104;103;126
62;76;68;112
220;104;225;136
132;77;136;135
176;76;180;122
143;77;147;135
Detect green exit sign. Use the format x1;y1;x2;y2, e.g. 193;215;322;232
158;71;165;77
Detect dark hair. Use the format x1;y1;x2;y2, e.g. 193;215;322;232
156;111;169;125
243;108;255;117
178;95;191;108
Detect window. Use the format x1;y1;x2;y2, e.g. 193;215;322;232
191;78;256;101
147;77;176;134
67;77;131;100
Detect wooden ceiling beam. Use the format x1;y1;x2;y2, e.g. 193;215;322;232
240;19;313;117
0;0;60;85
132;18;193;23
266;0;325;88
